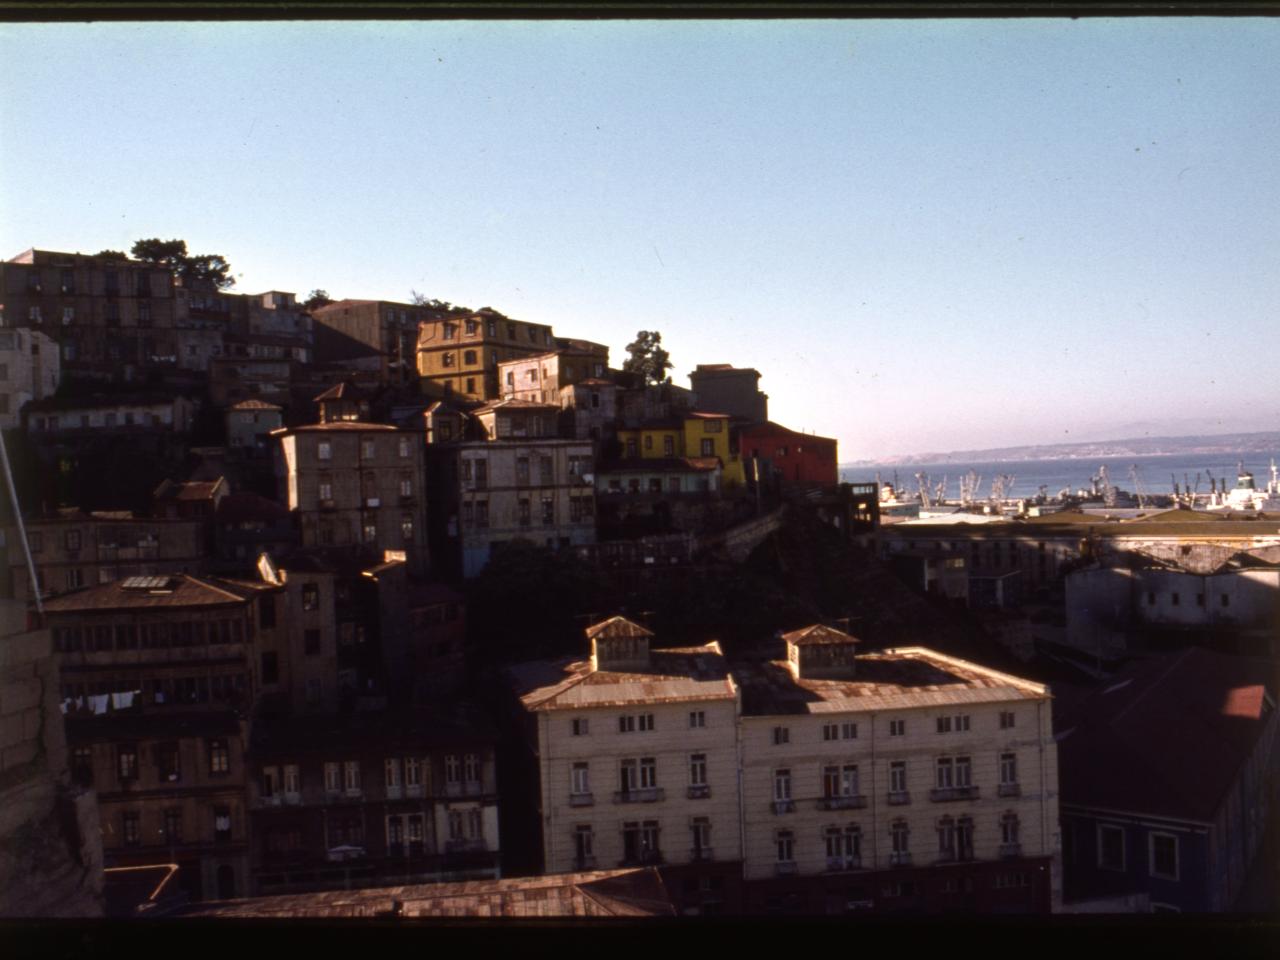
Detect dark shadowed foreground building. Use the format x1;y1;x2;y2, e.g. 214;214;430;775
1055;647;1278;913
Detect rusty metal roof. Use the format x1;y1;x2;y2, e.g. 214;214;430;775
781;624;861;646
509;642;737;712
42;573;253;614
735;647;1049;717
584;615;652;641
174;868;675;918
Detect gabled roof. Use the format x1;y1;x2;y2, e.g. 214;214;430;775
585;615;653;641
228;399;283;411
740;421;838;444
508;641;736;712
781;624;861;646
313;380;365;402
153;477;225;502
42;574;253;613
1055;648;1277;824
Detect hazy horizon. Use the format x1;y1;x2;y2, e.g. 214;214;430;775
3;19;1278;459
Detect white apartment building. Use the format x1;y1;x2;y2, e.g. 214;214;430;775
507;617;741;876
0;327;58;428
734;625;1060;911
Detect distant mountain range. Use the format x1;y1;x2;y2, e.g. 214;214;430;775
843;431;1280;467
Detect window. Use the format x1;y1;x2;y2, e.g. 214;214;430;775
1098;824;1126;871
209;739;229;775
773;726;790;745
540;498;554;525
363;518;378;542
571;762;590;797
284;764;300;796
938;816;956;861
475;501;489;528
999;710;1016;729
841;721;858;739
826;825;862;870
639;757;657;789
516;457;530;484
823;723;839;741
1221;594;1230;608
262;765;280;798
619;758;638;793
118;743;138;782
774;768;792;801
261;651;279;685
72;746;93;787
823;764;859;800
689;753;707;787
398;436;411;458
689;710;706;729
317;479;333;503
343;760;361;794
518;499;531;526
66;530;82;551
445;754;461;784
663;435;675;456
937;714;970;733
1001;811;1020;849
122;811;140;846
157;741;181;782
463;350;477;365
571;717;589;736
214;806;233;844
162;808;182;844
318;440;331;461
302;583;319;611
889;760;907;795
361;439;375;459
701;438;715;456
999;752;1018;787
324;762;342;793
401;515;414;540
691;818;712;859
463;753;480;784
891;819;910;859
574;825;594;867
956;816;974;861
619;715;635;733
1134;833;1179;891
776;830;795;864
936;757;954;789
889;719;905;737
955;756;972;787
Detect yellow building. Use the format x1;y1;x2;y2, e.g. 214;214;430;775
616;412;744;488
416;309;555;402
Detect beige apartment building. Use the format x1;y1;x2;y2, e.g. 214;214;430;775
274;420;428;574
734;625;1059;913
311;299;424;386
417;309;556;402
508;617;742;883
497;340;609;404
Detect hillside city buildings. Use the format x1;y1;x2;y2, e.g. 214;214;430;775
0;242;1275;918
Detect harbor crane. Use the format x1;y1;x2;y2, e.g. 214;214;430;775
915;472;931;508
959;470;982;506
1129;464;1147;510
1098;465;1117;508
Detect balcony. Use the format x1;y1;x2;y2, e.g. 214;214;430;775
775;861;798;877
386;785;403;800
999;842;1022;859
614;787;664;804
886;791;911;806
826;856;862;873
817;795;868;811
689;848;714;863
929;786;979;803
405;784;425;799
888;852;912;867
444;781;483;798
445;839;489;854
621;851;664;868
569;792;594;807
997;783;1021;798
771;799;795;815
687;785;711;800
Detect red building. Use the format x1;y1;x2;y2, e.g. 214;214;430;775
738;422;838;488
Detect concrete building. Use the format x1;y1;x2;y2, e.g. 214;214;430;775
739;421;839;489
1056;648;1279;912
311;299;424;387
425;400;595;579
1;248;179;381
226;399;284;451
42;573;282;902
498;341;609;404
9;511;205;607
559;378;618;443
688;364;768;425
24;393;196;438
0;327;59;429
506;616;743;913
274;416;429;575
734;626;1060;915
417;308;556;402
615;412;745;489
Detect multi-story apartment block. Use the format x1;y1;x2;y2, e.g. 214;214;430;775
497;340;609;404
734;625;1059;914
8;511;204;606
739;422;839;489
24;393;196;438
558;378;618;443
226;399;284;451
425;400;595;578
688;364;768;425
0;327;59;428
43;573;281;902
1;248;179;380
615;412;746;488
506;616;743;909
416;308;556;402
311;299;424;386
274;406;428;574
246;705;501;896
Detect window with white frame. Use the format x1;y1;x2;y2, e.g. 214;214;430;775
823;722;839;741
821;763;858;799
773;726;790;745
1001;811;1020;847
774;768;792;801
937;816;956;860
398;437;411;458
955;756;972;787
638;713;654;731
639;757;657;789
574;825;594;865
691;817;711;857
689;710;706;729
999;752;1018;785
1149;832;1179;881
776;830;795;864
841;721;858;739
689;753;707;786
936;757;954;789
571;717;589;736
405;757;422;789
385;758;401;790
571;761;590;797
318;440;331;461
343;760;361;793
891;819;910;856
618;715;635;733
324;761;341;792
889;718;905;737
284;763;300;796
463;753;480;784
999;710;1016;729
445;754;461;784
889;760;907;794
1098;824;1126;871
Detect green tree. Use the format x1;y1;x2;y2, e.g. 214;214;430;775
94;249;128;260
622;330;672;385
303;289;334;310
130;238;235;289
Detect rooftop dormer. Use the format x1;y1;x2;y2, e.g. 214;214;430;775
586;615;653;673
314;380;369;423
782;624;861;680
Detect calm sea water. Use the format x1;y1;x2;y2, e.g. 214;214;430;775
840;452;1280;501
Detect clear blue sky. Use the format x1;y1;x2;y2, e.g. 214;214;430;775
3;19;1278;460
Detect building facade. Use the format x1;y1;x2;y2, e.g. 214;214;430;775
417;309;556;402
0;327;59;429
